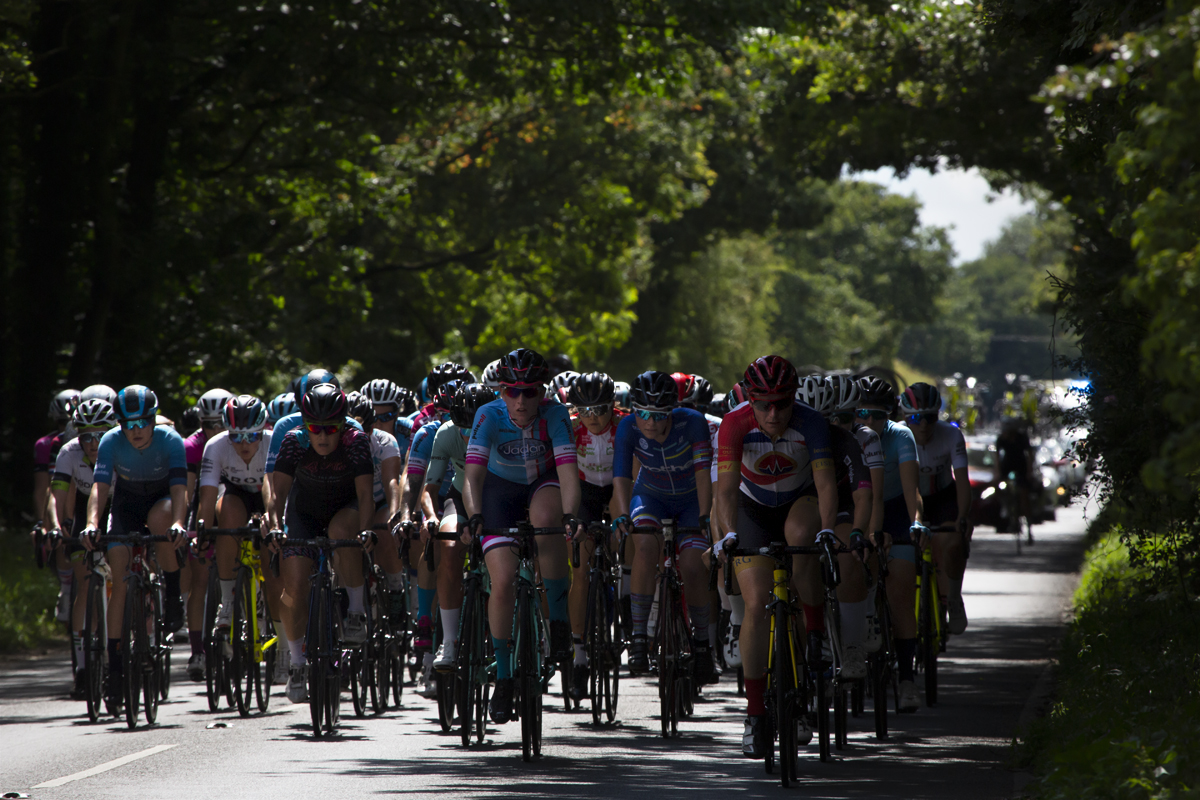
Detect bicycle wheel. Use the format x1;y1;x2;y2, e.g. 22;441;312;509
775;605;796;787
204;567;222;711
122;587;141;729
143;588;161;725
871;651;889;739
814;648;830;762
457;592;479;746
309;657;326;736
435;670;455;731
658;655;677;738
256;583;273;713
587;578;605;725
326;654;342;733
156;583;171;702
232;576;254;717
834;682;848;750
351;649;369;718
851;680;864;717
518;591;541;762
920;563;938;707
676;609;695;719
83;575;106;723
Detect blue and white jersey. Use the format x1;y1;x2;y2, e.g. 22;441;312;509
466;398;575;484
93;426;187;492
880;420;918;502
613;408;712;497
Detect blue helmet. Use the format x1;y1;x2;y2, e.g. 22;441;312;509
267;392;298;425
115;385;158;421
291;368;339;399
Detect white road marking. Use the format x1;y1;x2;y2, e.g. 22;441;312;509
33;744;178;788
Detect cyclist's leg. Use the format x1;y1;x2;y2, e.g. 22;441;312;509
478;471;529;688
328;505;365;618
834;517;869;662
628;493;668;643
925;485;964;601
530;479;570;658
735;557;773;754
569;482;606;668
882;495;919;707
147;494;184;631
674;502;711;646
783;494;823;633
431;497;464;661
104;543;131;697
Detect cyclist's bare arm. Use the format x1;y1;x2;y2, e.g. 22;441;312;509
197;485;218;529
355;474;374;535
695;465;712;527
271;473;293;531
852;485;872;533
612;476;633;521
87;481;110;530
868;466;884;534
382;455;401;522
900;460;921;524
556;461;582;519
170;483;187;528
814;465;838;531
46;484;68;530
461;461;486;520
714;467;740;538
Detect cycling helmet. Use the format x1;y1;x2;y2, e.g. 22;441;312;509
481;359;502;389
115;385;158;421
300;383;347;422
450;383;497;428
345;391;375;426
428;362;475;394
79;384;118;406
548;353;575;376
744;355;799;396
267;392;298;424
432;378;464;411
196;388;234;421
550;371;579;404
497;348;551;387
396;386;418;416
828;375;861;413
568;372;615;406
673;373;714;409
295;368;340;399
797;375;836;416
723;382;751;414
899;382;942;414
629;370;678;410
359;378;402;409
857;376;897;410
224;395;268;433
180;406;201;436
49;389;80;422
73;398;117;429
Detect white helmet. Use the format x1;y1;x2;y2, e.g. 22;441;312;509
482;359;503;389
196;388;235;422
828;374;861;413
797;375;836;416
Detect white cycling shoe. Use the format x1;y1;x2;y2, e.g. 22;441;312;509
433;639;457;669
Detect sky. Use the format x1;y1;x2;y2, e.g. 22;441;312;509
849;165;1036;264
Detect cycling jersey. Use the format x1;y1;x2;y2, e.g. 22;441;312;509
572;412;623;488
34;430;60;473
613;408;712;496
426;422;468;493
184;429;212;474
705;412;722;484
263;411;362;473
273;427;373;524
466;398;575;484
93;426;187;492
854;423;884;471
880;420;918;502
367;428;400;504
406;418;444;480
51;438;100;497
908;420;967;496
198;430;273;491
716;401;832;507
832;425;872;521
392;415;415;460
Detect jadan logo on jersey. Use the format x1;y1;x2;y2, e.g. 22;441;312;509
498;440;548;460
754;452;796;477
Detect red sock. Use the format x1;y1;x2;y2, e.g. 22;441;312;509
802;604;825;633
745;676;766;716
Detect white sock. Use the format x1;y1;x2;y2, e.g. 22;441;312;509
219;579;235;606
288;637;305;666
718;584;732;611
729;594;745;626
73;633;84;666
620;566;631;598
273;619;286;644
385;571;405;591
573;641;588;666
439;607;460;645
346;585;365;615
840;599;869;648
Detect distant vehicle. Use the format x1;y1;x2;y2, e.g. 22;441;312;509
966;438;1002;529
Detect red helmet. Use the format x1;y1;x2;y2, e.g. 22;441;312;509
670;372;694;403
743;355;799;396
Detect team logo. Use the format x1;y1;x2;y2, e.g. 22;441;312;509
754;452;797;477
498;440;548;460
639;438;649;450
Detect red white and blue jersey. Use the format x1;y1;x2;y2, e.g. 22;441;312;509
716;401;833;507
466;398;576;485
613;408;712;497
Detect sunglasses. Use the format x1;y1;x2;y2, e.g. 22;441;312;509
374;410;398;423
79;431;106;444
304;422;344;436
231;431;264;443
633;407;671;421
856;409;890;420
122;418;154;430
576;404;611;418
907;412;938;425
750;397;792;413
503;386;541;399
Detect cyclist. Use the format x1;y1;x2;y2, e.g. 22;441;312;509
564;371;622;698
34;388;80;623
79;385;188;709
360;378;416;462
266;383;375;703
181;388;232;676
996;416;1035;541
797;375;875;679
856;376;923;712
710;356;837;758
410;362;475;430
612;370;715;683
196;395;278;680
424;383;497;669
46;398;117;697
901;383;972;635
264;369;359;479
461;347;581;725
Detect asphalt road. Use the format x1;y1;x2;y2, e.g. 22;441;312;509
0;504;1091;799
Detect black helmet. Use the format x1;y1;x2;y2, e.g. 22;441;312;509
857;376;897;410
548;353;575;376
497;348;550;387
450;383;497;428
899;382;942;415
300;383;347;422
345;390;375;426
223;395;267;433
428;362;476;395
432;378;464;412
115;385;158;422
395;386;418;416
267;392;298;424
629;371;678;410
293;368;339;399
568;372;615;406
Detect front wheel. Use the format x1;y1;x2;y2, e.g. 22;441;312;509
122;588;142;730
142;589;161;725
83;576;106;723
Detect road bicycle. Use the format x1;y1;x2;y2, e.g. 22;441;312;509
58;532;112;722
572;521;622;725
865;541;898;739
824;536;871;752
915;523;956;707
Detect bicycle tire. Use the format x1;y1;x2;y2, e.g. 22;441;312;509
587;578;605;725
871;651;889;739
326;657;341;733
815;654;830;762
435;670;455;731
518;589;539;762
156;583;171;702
123;587;141;729
204;567;223;711
351;649;368;718
919;562;937;707
851;679;864;717
775;604;796;787
143;588;161;725
834;682;848;750
326;596;343;733
256;583;273;713
232;574;252;717
457;590;480;745
84;574;105;723
308;584;329;736
309;657;325;736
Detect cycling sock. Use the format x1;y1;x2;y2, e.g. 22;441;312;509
802;603;825;633
493;637;512;680
273;620;286;647
745;676;767;716
385;571;405;592
718;584;731;611
439;608;460;645
897;638;917;682
346;585;365;616
573;636;587;666
189;631;203;656
729;594;745;626
544;577;569;623
288;637;305;666
688;603;710;640
839;599;869;648
620;566;631;597
417;586;434;620
73;633;84;666
58;567;72;589
631;593;653;637
708;622;718;649
164;569;181;600
219;578;235;607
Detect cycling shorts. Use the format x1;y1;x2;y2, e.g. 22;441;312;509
221;482;266;517
282;496;360;560
579;481;613;525
921;482;959;527
733;485;816;551
108;481;172;548
442;486;466;520
480;470;560;555
629;490;707;552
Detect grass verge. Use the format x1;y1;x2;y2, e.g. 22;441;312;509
1015;527;1200;798
0;527;65;652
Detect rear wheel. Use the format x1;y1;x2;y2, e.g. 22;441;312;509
920;565;938;707
143;588;161;725
815;652;830;762
435;670;455;731
518;594;542;762
84;575;106;723
232;577;253;717
203;567;223;711
122;588;141;729
872;652;889;739
256;584;273;713
775;607;796;787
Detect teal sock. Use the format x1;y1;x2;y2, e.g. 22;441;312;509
493;637;511;680
417;586;434;620
544;577;569;623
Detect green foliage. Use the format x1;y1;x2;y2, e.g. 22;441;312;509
0;533;62;652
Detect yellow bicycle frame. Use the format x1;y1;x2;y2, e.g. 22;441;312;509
913;541;943;645
766;563;802;693
224;537;277;663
